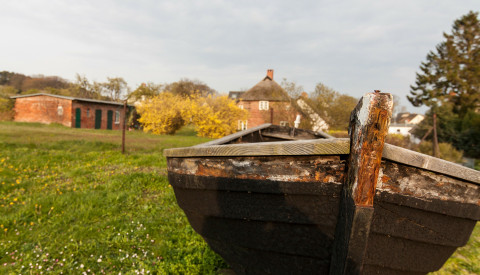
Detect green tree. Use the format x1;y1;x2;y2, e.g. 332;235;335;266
21;75;69;92
408;11;480;117
280;78;304;99
102;77;129;101
309;82;358;130
128;82;162;102
164;78;215;97
70;74;102;99
411;104;460;144
408;11;480;157
0;85;17;120
0;71;25;92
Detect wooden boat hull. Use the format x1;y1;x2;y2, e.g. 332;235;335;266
167;152;479;274
166;92;479;274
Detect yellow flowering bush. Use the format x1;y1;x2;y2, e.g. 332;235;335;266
137;93;248;138
136;92;191;135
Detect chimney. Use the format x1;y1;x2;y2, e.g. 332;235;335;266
267;69;274;79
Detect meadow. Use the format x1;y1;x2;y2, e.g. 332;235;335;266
0;122;478;274
0;122;226;274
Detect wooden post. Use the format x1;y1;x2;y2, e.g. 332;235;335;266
330;91;393;274
122;100;127;154
432;113;439;158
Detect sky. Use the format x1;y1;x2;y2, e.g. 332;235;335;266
1;0;479;113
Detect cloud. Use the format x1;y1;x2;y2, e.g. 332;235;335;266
1;0;478;112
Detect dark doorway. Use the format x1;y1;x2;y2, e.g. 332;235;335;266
75;108;81;128
95;109;102;129
107;110;113;130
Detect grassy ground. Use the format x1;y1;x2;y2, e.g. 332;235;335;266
0;122;478;274
0;122;227;274
432;224;480;275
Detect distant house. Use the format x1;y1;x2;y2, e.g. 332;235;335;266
11;93;129;130
296;95;329;132
388;112;425;139
228;91;245;101
230;70;291;129
230;69;328;131
395;112;425;125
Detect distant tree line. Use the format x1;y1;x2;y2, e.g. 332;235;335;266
0;71;130;101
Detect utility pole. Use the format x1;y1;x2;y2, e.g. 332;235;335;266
122;100;127;154
432;113;439;158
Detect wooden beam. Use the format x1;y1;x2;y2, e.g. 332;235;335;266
165;138;350;157
122;100;127;154
330;91;393;274
196;123;272;147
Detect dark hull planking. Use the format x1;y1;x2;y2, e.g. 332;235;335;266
167;155;479;275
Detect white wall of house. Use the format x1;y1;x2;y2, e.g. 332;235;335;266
409;115;425;124
389;125;412;136
296;99;329;132
389;124;421;143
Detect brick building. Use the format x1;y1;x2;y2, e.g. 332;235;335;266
11;93;128;130
232;69;293;130
230;69;329;131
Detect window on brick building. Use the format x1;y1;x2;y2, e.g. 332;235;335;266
238;120;247;130
259;101;269;110
57;106;63;116
115;111;120;124
86;109;90;117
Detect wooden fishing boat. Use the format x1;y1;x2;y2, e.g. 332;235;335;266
164;92;480;274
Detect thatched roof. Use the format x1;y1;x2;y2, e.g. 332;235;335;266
240;75;290;102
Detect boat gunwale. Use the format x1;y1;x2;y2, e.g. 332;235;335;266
164;138;480;185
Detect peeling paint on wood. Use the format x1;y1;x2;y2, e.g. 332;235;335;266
168;155;346;184
330;92;393;275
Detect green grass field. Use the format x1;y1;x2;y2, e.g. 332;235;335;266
0;122;226;274
0;122;478;274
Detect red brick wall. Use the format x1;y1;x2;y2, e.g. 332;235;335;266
13;95;125;130
238;100;292;128
14;95;73;126
72;101;124;130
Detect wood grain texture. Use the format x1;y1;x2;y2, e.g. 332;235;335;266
377;160;480;220
164;141;479;185
165;138;350;157
195;123;273;147
330;92;393;275
346;92;393;206
383;143;479;184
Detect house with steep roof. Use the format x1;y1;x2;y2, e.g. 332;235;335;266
388;112;425;140
11;93;130;130
230;70;328;131
231;70;292;129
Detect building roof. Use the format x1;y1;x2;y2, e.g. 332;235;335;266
240;72;290;102
228;91;245;100
10;93;129;107
395;112;424;124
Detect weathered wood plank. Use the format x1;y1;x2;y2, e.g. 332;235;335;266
383;143;480;184
164;138;350;157
164;140;479;185
261;132;300;140
195;123;272;147
330;92;393;275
